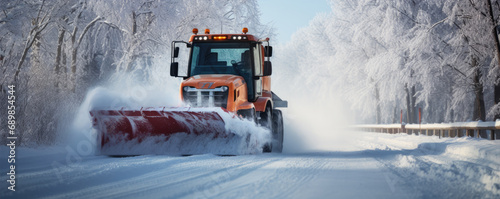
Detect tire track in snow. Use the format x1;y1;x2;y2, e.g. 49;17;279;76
4;155;217;199
45;155;277;199
167;155;282;199
212;154;329;199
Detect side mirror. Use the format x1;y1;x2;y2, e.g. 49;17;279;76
263;61;272;76
173;47;180;58
265;46;273;57
170;62;179;77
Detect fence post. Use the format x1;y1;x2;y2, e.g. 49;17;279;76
479;130;487;139
466;129;474;137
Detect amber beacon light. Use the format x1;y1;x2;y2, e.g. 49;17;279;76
242;27;248;34
192;28;198;35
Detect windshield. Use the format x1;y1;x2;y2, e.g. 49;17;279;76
189;42;255;99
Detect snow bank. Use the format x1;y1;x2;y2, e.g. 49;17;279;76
361;132;500;166
417;138;500;195
359;131;500;196
417;138;500;167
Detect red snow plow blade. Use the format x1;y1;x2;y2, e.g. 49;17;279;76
90;107;232;155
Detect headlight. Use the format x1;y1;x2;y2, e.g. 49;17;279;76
221;86;228;92
183;86;190;92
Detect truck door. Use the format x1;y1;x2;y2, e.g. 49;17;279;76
253;43;263;97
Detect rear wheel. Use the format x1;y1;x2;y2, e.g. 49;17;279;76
259;106;273;153
272;109;283;153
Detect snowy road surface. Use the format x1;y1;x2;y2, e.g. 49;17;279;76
1;131;499;198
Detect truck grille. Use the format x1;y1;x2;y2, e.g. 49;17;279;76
182;87;228;108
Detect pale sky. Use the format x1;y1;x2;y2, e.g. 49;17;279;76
258;0;331;45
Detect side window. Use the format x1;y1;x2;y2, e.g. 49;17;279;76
189;46;200;76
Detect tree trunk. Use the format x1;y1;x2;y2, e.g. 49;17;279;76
448;83;454;122
405;84;411;124
54;28;65;89
393;106;397;123
405;84;416;124
126;11;138;72
132;11;137;35
15;29;44;81
471;56;487;138
472;57;486;121
487;0;500;120
375;83;381;124
411;85;417;123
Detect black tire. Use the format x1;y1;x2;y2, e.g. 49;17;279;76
272;109;284;153
259;106;273;153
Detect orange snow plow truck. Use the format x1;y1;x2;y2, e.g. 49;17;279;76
90;28;287;155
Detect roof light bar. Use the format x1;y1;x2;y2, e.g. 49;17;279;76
213;36;227;40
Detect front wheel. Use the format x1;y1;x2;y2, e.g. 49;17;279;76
237;108;256;124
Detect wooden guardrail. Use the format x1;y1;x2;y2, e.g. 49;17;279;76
356;122;498;140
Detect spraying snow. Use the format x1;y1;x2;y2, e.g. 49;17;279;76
271;41;357;153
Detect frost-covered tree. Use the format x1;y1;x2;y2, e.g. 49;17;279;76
274;0;500;124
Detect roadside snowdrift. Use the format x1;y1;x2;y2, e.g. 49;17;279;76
359;132;500;196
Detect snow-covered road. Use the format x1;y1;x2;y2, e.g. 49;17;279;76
1;131;499;199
